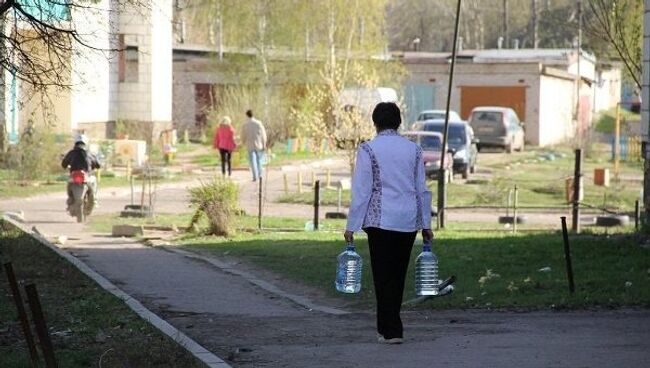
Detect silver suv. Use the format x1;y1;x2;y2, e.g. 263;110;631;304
469;107;525;153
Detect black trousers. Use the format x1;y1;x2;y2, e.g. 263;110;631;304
219;149;232;176
364;227;416;339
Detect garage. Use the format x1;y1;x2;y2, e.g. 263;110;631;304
460;86;527;122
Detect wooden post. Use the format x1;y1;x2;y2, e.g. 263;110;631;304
560;217;576;294
130;174;134;206
614;103;621;180
24;284;58;368
283;173;289;194
297;172;303;194
326;169;332;188
314;180;320;230
3;263;39;367
513;185;519;233
635;199;640;231
258;177;263;230
572;149;582;233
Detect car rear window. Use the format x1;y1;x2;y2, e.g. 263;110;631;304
420;135;442;150
472;111;503;124
419;112;446;120
423;124;466;145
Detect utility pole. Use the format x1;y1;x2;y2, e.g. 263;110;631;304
502;0;509;48
216;0;223;61
437;0;462;229
531;0;539;49
0;11;7;153
574;0;583;146
641;1;650;228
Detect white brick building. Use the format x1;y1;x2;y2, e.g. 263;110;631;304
3;0;173;142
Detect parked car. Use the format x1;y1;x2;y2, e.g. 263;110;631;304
411;119;478;179
468;106;525;153
402;131;454;182
415;109;462;124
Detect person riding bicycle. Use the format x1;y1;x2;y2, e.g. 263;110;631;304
61;134;101;208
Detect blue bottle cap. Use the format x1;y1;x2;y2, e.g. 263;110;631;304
423;240;432;252
346;241;355;251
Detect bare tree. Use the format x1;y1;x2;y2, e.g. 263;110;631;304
585;0;643;89
0;0;146;150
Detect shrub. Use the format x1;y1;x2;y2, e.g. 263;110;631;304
188;179;239;236
0;129;66;180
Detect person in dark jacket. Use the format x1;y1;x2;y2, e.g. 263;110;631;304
61;135;101;206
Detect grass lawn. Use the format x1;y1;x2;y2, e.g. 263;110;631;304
0;175;134;199
180;220;650;310
0;225;204;367
278;144;643;211
0;170;187;200
192;142;333;169
87;213;346;234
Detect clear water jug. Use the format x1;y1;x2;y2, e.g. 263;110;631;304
335;242;362;293
415;241;440;296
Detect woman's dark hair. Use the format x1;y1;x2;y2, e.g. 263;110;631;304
372;102;401;130
246;110;253;118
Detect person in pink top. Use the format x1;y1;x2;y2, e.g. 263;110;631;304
213;116;237;176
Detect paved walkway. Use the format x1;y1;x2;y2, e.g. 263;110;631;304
1;162;649;367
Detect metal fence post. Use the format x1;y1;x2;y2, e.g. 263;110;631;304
572;149;582;233
314;180;320;230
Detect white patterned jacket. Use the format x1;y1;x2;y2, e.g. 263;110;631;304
346;129;433;233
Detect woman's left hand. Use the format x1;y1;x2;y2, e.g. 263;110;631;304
344;230;354;243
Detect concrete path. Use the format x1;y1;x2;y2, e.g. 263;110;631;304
1;162;649;367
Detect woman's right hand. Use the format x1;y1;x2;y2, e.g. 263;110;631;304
422;229;433;242
344;230;354;243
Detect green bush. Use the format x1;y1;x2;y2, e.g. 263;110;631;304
0;129;66;180
188;179;240;236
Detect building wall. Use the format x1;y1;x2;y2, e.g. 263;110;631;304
539;75;575;146
594;68;621;113
150;1;173;124
643;0;650;140
172;57;236;137
70;0;112;133
110;0;173;140
117;10;153;122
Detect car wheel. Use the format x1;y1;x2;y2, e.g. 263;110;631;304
462;166;470;179
477;144;482;152
506;143;513;154
470;164;476;174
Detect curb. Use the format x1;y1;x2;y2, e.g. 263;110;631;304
163;246;350;316
2;214;231;368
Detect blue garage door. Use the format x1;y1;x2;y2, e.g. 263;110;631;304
404;83;435;128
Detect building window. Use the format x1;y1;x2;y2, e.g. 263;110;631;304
118;34;139;82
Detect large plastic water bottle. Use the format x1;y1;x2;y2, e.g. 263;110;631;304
335;242;362;293
415;241;440;296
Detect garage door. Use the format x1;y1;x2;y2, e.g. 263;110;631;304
460;86;526;121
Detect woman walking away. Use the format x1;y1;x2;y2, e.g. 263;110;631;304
344;102;433;345
213;116;237;176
